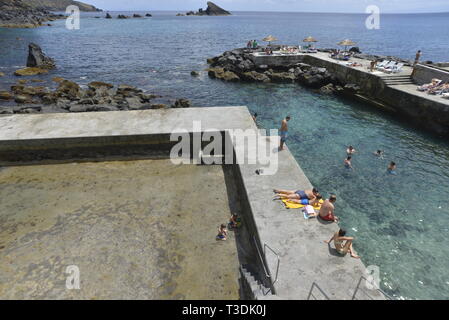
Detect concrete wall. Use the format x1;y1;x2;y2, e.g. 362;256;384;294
412;64;449;85
300;55;449;135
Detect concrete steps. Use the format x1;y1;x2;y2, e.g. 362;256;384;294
382;75;415;86
240;264;277;300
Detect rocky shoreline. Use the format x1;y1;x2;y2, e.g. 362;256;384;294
0;0;65;28
206;48;353;96
0;43;192;115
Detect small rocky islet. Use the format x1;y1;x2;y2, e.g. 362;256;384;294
0;43;192;115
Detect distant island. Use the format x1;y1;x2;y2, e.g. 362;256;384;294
178;1;231;16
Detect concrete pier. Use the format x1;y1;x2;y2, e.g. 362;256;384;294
0;107;385;299
250;51;449;136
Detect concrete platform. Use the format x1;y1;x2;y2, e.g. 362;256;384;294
0;107;384;299
0;159;240;299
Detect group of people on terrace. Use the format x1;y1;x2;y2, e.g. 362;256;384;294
271;115;399;259
417;78;449;98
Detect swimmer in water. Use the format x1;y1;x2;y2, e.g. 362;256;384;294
374;150;384;158
387;161;397;175
344;156;353;170
347;145;356;155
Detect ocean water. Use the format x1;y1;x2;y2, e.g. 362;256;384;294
1;11;449;300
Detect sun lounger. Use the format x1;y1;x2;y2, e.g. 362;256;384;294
376;60;389;70
378;61;396;72
390;63;404;73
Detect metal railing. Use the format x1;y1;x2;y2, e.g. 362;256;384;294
352;276;394;300
307;282;331;300
252;236;280;295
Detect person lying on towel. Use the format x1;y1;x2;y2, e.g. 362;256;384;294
273;187;319;204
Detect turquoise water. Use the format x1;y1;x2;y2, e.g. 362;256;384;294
1;11;449;299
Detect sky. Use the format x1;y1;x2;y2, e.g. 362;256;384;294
86;0;449;14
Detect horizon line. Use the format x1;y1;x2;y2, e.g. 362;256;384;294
97;9;449;15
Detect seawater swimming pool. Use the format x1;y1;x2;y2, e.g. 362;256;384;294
0;11;448;299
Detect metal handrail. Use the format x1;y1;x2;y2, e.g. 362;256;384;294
263;243;280;286
252;236;280;295
352;276;394;300
307;282;331;300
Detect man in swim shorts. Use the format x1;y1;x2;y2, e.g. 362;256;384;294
319;195;339;222
273;188;319;203
279;116;291;151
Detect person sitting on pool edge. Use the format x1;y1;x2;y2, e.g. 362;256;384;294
387;161;397;175
273;187;319;204
216;224;228;241
228;213;241;229
325;228;360;259
319;195;339;222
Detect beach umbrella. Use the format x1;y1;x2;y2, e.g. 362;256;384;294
303;36;318;43
338;39;356;51
262;35;278;46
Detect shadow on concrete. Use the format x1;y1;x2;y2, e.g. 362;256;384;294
327;243;345;258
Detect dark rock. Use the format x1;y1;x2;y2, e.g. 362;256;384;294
191;71;200;77
88;81;114;90
241;71;270;83
172;99;191;108
151;104;167;109
344;83;361;94
133;14;143;18
320;83;337;95
105;13;112;19
145;13;152;17
14;94;33;104
269;72;296;83
117;15;129;19
0;107;13;114
26;43;55;69
0;91;13;100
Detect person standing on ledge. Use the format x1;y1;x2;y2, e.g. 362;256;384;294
411;50;422;77
279;116;291;151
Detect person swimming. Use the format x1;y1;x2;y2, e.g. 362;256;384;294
347;145;356;155
387;161;397;175
374;150;384;158
344;156;353;169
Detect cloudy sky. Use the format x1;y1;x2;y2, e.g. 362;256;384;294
87;0;449;13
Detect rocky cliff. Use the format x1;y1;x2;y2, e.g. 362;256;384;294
0;0;64;28
22;0;101;12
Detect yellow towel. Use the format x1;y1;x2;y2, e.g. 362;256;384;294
282;198;324;210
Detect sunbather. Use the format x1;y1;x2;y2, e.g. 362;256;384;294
273;188;319;203
417;79;442;92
